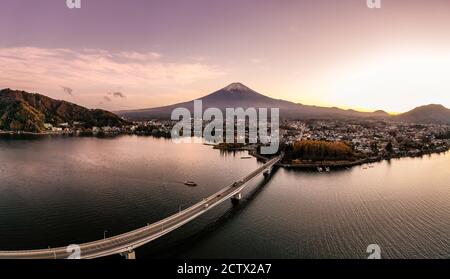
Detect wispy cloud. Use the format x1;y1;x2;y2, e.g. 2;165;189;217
102;91;125;103
107;91;126;98
118;51;161;62
0;47;225;108
61;86;74;96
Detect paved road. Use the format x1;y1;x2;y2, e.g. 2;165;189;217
0;155;282;259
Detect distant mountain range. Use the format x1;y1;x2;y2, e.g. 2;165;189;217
0;89;127;132
2;84;449;133
117;83;391;120
117;82;450;125
395;104;450;124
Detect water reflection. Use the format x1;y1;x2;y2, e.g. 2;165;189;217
0;136;448;258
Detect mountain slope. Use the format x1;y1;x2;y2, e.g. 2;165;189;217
117;82;390;120
395;104;450;124
0;89;127;132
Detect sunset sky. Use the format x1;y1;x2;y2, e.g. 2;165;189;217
1;0;450;113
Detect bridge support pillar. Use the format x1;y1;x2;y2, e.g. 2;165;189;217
233;192;242;200
263;169;270;177
231;192;242;205
120;250;136;260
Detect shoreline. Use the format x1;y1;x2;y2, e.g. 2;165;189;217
0;130;152;138
1;131;449;170
249;149;449;170
279;158;375;170
0;131;53;136
278;149;449;170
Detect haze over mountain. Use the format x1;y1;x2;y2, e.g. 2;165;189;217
117;83;390;121
0;89;127;133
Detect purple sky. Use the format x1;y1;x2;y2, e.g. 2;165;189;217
1;0;450;112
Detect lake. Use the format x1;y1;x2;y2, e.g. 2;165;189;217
0;135;448;258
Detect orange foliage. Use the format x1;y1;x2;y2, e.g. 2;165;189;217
291;140;357;161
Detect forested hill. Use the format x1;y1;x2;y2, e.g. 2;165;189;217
0;88;127;133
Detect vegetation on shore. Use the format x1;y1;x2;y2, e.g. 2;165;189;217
283;140;363;164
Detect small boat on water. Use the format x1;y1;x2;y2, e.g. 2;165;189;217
325;167;330;172
241;156;252;159
317;167;323;172
184;181;198;187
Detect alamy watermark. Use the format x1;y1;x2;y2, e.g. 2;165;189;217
366;244;382;259
366;0;381;9
66;244;81;259
66;0;380;10
171;101;280;155
66;0;81;9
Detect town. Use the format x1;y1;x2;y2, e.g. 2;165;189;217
282;119;450;162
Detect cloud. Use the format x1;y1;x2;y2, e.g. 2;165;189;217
118;51;161;62
103;91;125;103
61;86;74;96
107;91;126;98
0;47;226;106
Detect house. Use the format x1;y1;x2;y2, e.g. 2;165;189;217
44;123;53;130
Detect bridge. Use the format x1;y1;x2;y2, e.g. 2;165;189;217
0;154;282;259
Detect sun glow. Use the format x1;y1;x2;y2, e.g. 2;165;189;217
326;50;450;113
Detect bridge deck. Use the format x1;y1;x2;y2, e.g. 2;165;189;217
0;154;282;259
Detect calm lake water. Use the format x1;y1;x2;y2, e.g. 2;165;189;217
0;135;449;259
